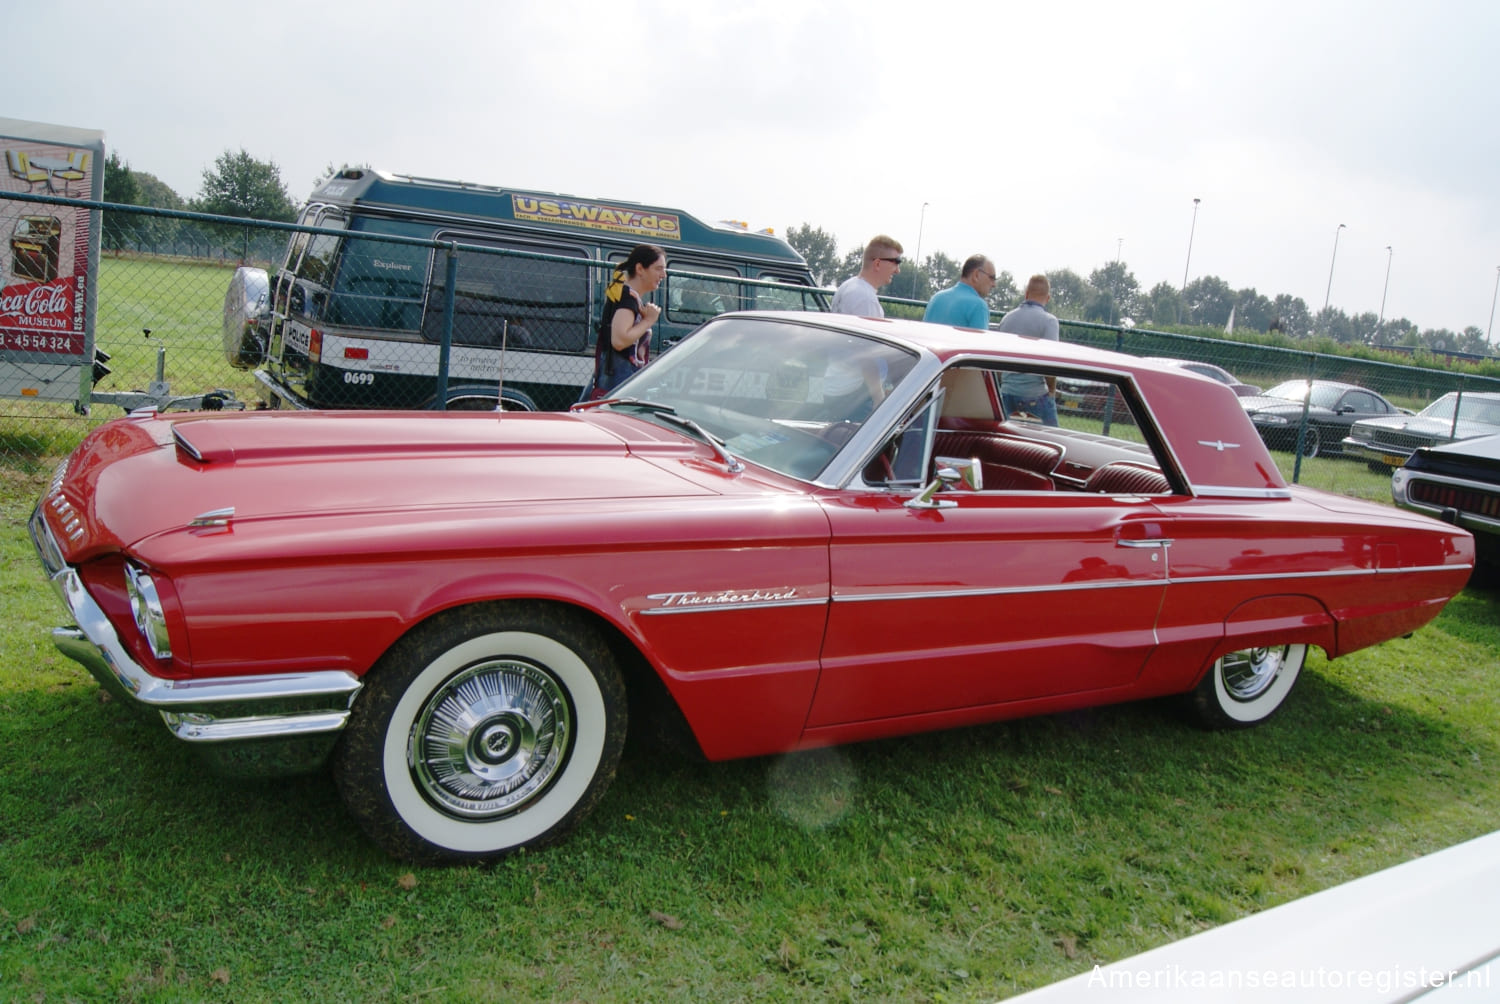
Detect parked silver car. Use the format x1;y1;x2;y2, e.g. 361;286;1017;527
1343;391;1500;469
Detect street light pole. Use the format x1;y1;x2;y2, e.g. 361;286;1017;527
1323;223;1346;312
915;202;929;269
1116;237;1123;263
1489;265;1500;344
1181;198;1200;290
1378;245;1393;326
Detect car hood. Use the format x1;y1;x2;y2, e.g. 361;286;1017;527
1238;395;1317;416
45;409;757;564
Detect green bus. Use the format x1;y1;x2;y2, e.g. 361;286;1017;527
230;169;823;411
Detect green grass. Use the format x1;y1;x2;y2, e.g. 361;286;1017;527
1270;449;1394;500
92;254;260;405
3;462;1499;1002
0;254;257;466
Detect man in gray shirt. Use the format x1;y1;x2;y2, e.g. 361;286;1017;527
826;235;903;411
830;234;903;317
996;274;1060;426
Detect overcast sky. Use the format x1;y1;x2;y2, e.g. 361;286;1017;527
12;0;1499;335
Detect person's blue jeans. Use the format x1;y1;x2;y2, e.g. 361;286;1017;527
1002;391;1059;426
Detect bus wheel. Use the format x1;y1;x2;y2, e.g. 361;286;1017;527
439;389;538;412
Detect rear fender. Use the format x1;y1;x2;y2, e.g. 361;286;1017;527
1208;593;1335;674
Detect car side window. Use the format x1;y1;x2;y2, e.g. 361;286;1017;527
911;364;1176;497
863;394;940;488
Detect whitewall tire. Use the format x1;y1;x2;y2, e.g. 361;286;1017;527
335;603;626;863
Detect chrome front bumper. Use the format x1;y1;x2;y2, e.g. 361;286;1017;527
1340;438;1415;466
30;504;362;777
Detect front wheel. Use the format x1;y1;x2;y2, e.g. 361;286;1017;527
334;603;626;863
1184;643;1307;729
1297;426;1320;458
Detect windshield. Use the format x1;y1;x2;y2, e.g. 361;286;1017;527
1420;393;1500;426
1264;380;1341;408
607;317;919;481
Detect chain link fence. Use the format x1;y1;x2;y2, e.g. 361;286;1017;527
5;193;1499;504
1051;319;1500;500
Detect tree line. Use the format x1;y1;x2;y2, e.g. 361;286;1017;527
786;224;1490;357
102;149;299;221
98;148;300;260
94;147;1486;357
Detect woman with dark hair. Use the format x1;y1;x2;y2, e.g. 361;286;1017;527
588;243;666;398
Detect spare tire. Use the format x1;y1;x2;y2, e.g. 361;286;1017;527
223;266;270;369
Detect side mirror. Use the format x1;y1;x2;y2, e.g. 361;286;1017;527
905;457;983;509
940;457;983;492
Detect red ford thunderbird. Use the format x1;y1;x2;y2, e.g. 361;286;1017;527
30;312;1474;862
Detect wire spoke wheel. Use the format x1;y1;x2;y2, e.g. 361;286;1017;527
335;603;625;863
1220;646;1291;702
1186;642;1307;730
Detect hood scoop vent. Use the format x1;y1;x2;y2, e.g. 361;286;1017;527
173;426;207;462
189;507;235;528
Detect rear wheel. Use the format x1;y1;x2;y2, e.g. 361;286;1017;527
334;603;626;863
1185;643;1306;729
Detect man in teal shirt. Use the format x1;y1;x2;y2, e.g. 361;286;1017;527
922;255;997;329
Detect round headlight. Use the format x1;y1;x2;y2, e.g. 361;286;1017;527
124;563;172;660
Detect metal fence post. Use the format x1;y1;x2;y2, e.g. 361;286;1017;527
435;243;458;410
1291;354;1316;483
1451;375;1466;442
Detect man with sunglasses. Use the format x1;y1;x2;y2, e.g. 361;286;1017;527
922;254;997;329
830;234;903;317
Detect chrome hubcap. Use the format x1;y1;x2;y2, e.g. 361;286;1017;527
1220;645;1288;702
410;659;572;819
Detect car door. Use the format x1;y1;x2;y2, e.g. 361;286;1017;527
808;466;1171;728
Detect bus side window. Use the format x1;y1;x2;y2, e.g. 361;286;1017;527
754;274;819;312
666;262;741;325
422;240;591;352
